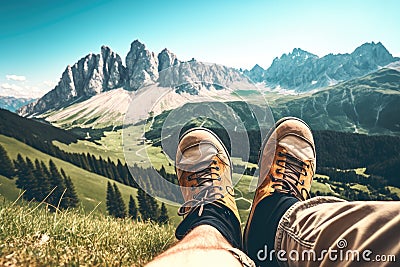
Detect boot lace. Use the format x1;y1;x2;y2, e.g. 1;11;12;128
271;151;311;201
178;157;228;216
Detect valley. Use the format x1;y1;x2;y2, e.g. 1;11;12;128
1;40;399;230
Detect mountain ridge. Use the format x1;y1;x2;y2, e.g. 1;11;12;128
19;40;250;116
0;96;35;112
245;41;399;92
18;40;399;120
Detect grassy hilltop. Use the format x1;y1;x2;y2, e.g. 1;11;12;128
0;198;175;266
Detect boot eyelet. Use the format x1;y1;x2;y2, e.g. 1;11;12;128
213;160;217;164
187;175;192;181
215;166;220;171
218;177;221;181
300;180;305;185
219;186;223;190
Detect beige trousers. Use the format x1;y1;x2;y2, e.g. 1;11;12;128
270;197;400;267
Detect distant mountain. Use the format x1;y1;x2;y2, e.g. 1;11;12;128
19;40;250;117
270;68;400;135
245;42;399;92
19;46;127;117
18;40;400;135
0;96;35;112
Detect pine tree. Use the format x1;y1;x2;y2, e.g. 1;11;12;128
128;195;138;220
0;144;14;178
137;187;160;221
147;193;160;221
137;187;150;220
36;160;51;201
158;203;169;224
159;165;167;178
32;159;48;201
60;169;79;209
14;154;27;189
106;181;116;217
48;159;66;209
108;158;119;181
113;183;126;218
21;157;36;201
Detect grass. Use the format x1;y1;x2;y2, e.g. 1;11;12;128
310;180;334;195
350;184;370;193
388;186;400;198
0;175;21;201
53;129;126;164
54;125;176;174
354;168;369;177
0;198;175;266
0;134;180;226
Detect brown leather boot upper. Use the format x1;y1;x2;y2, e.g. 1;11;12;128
175;127;240;221
244;117;316;248
255;117;316;204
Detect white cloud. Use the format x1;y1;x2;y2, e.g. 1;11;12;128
1;83;22;91
6;74;26;81
43;80;57;87
0;82;48;98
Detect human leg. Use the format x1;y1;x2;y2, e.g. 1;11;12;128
244;117;317;266
147;225;245;267
275;196;400;266
243;117;400;266
147;127;255;267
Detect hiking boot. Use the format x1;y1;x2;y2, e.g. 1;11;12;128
175;127;240;222
243;117;316;248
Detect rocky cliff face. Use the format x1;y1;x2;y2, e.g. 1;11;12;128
158;48;179;72
246;42;399;92
19;46;127;116
158;59;250;94
125;40;159;90
19;40;399;117
19;39;251;116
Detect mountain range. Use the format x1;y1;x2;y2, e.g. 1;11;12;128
14;40;400;137
18;41;398;116
244;41;399;92
0;96;35;112
18;40;250;116
270;68;400;135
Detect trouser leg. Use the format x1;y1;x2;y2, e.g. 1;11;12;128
275;197;400;266
245;193;299;266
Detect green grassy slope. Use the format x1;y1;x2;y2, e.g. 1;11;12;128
0;134;180;225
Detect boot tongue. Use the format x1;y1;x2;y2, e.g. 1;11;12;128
176;143;218;173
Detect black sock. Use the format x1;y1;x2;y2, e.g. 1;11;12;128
246;193;298;267
175;204;242;249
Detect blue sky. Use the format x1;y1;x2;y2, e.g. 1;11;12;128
0;0;399;98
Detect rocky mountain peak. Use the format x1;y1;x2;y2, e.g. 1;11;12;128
352;41;395;66
284;48;318;62
246;42;399;92
125;39;159;90
251;64;264;72
158;48;179;72
243;64;265;82
19;46;126;116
